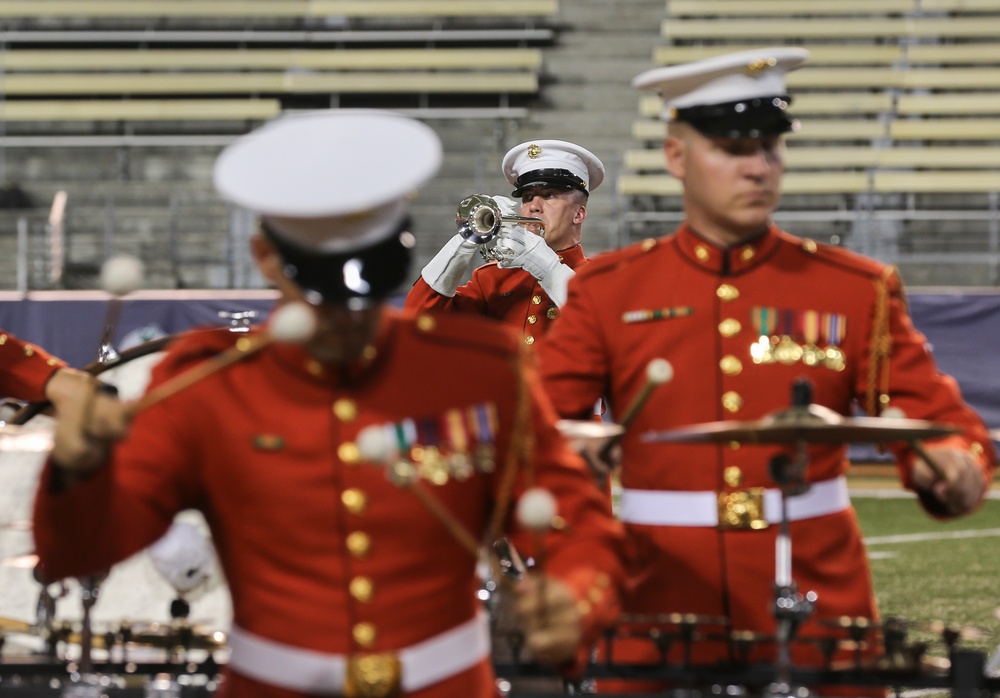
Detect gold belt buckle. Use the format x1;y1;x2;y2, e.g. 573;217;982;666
345;652;402;698
717;487;768;530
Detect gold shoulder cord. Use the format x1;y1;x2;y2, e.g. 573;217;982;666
866;266;897;416
487;342;535;546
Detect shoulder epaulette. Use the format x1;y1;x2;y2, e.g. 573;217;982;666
790;234;886;280
404;310;521;358
577;237;664;280
155;326;247;375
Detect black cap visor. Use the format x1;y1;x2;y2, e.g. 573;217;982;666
511;168;588;197
674;95;795;138
262;219;412;306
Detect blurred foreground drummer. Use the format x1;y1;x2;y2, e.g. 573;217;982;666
536;49;995;691
32;110;627;697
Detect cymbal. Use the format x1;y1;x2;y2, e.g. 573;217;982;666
556;419;624;446
642;404;960;446
0;423;53;452
127;621;227;651
46;621;227;652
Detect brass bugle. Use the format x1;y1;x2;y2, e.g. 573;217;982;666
455;193;543;245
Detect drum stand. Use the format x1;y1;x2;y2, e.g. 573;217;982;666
763;383;818;698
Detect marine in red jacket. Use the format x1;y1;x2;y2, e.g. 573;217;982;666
536;49;995;693
406;139;604;346
33;110;627;698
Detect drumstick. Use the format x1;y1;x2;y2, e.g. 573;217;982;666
516;487;558;625
124;302;316;418
880;407;946;479
96;254;145;362
598;358;673;462
355;424;483;560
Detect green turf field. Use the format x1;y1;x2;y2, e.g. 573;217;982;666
854;495;1000;660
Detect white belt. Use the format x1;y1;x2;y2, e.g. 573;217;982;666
227;612;491;695
619;476;850;527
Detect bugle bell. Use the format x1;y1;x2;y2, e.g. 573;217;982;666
455;193;544;262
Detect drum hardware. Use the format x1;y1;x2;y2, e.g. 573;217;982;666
217;310;258;333
455;193;544;263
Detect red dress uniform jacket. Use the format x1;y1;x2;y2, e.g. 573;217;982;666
405;244;587;345
536;224;994;674
33;308;626;698
0;330;66;401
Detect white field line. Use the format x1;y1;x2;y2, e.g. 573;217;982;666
865;527;1000;546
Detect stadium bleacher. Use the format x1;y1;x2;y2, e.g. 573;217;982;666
0;0;560;289
618;1;1000;283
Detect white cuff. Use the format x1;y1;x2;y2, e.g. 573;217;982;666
538;263;575;307
420;234;478;297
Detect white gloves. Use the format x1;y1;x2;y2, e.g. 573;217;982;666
496;225;576;307
420;233;479;297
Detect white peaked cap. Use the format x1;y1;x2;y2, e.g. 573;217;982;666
214;109;442;253
501;139;606;195
633;47;809;134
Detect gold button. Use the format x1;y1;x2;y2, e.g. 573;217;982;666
306;360;324;376
353;622;376;648
342;488;367;514
641;238;657;251
350;576;374;603
717;284;740;302
596;572;610;588
524;336;535;345
803;239;817;253
346;531;371;557
527;315;538;325
588;588;603;603
722;391;744;413
46;358;59;366
338;442;361;465
546;306;559;320
416;315;435;332
531;295;542;305
0;334;7;345
971;442;984;456
718;318;741;338
575;600;592;616
333;399;358;422
694;245;709;262
235;337;253;352
724;466;743;487
740;246;755;262
22;345;34;357
362;345;377;362
720;355;743;376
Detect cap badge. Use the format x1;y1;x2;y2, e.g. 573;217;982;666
745;56;778;76
527;143;542;159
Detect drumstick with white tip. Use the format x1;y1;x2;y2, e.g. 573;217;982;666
96;254;145;363
598;358;673;462
516;487;558;623
124;302;316;418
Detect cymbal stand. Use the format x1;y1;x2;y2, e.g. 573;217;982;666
764;381;818;698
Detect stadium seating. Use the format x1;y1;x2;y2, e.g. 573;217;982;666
617;0;1000;286
0;1;559;20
